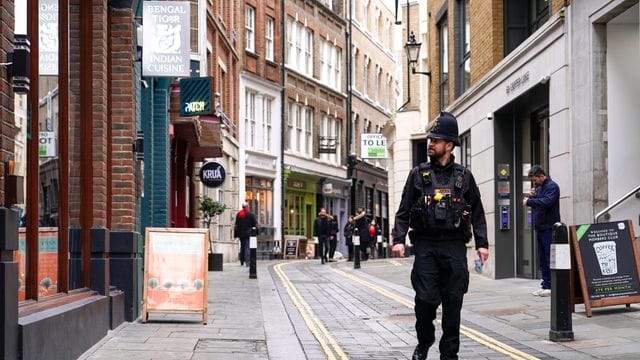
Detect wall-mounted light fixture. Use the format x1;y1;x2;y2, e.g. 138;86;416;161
405;31;430;77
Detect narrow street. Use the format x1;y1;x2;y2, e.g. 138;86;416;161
80;258;640;359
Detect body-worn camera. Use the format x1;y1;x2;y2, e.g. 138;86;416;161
434;200;448;221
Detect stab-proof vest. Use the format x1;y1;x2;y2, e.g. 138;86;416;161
413;162;469;235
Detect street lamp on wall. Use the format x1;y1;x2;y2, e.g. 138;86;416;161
405;32;430;77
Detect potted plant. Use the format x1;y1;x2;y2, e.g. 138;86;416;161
199;196;226;226
199;195;226;271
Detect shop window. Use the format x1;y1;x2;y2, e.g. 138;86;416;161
285;193;306;236
245;177;274;227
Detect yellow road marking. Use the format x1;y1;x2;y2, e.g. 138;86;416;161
332;267;540;360
274;262;348;360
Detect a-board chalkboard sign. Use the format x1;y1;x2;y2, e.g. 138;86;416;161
569;220;640;317
285;239;298;259
142;228;209;324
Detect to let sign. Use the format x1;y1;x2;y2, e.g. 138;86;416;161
361;133;388;159
199;161;226;188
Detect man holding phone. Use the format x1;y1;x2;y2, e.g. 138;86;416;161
523;165;560;297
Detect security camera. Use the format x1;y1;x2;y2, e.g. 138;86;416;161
540;75;551;84
140;79;149;89
487;112;494;121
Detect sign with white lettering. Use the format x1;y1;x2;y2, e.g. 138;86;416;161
180;77;214;116
361;133;388;159
142;1;190;77
199;161;226;188
39;0;59;75
570;220;640;317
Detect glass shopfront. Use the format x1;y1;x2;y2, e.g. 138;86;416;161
244;176;273;227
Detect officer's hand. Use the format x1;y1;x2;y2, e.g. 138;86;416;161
391;244;405;258
477;247;489;264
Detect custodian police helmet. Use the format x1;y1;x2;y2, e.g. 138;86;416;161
426;111;460;146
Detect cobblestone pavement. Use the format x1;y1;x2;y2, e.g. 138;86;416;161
79;258;640;359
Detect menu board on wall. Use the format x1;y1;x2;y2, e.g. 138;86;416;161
142;228;209;324
570;220;640;317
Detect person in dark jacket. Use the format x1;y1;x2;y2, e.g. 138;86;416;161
328;214;339;261
343;216;355;261
234;202;257;267
391;111;489;360
523;165;560;297
313;208;331;264
354;208;371;261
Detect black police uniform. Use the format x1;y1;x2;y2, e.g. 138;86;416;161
392;112;488;360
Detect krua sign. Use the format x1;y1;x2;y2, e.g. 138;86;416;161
199;161;226;188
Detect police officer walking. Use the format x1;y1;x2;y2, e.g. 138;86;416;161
391;112;489;360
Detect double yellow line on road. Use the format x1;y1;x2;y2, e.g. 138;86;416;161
332;267;540;360
274;260;539;360
273;262;349;360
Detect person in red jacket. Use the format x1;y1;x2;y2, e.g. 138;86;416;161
234;202;257;266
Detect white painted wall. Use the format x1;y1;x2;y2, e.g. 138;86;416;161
606;21;640;231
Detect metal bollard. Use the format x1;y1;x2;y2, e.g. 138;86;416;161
353;229;360;269
377;235;383;258
314;236;320;259
382;239;388;258
249;227;257;279
549;222;574;341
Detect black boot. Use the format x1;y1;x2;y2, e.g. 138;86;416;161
412;345;428;360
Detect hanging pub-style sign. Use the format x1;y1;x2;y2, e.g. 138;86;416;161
199;161;226;188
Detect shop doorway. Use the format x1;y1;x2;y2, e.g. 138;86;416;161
493;83;549;279
515;107;549;279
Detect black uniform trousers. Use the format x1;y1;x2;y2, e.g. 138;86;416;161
411;238;469;360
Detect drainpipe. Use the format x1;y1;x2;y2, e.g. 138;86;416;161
280;0;286;247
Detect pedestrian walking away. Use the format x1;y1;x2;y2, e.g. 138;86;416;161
328;214;339;261
523;165;560;297
313;208;331;264
344;215;355;261
234;202;257;267
391;111;489;360
354;208;371;261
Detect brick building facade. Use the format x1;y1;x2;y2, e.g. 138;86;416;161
237;0;283;256
1;1;144;359
281;0;350;251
